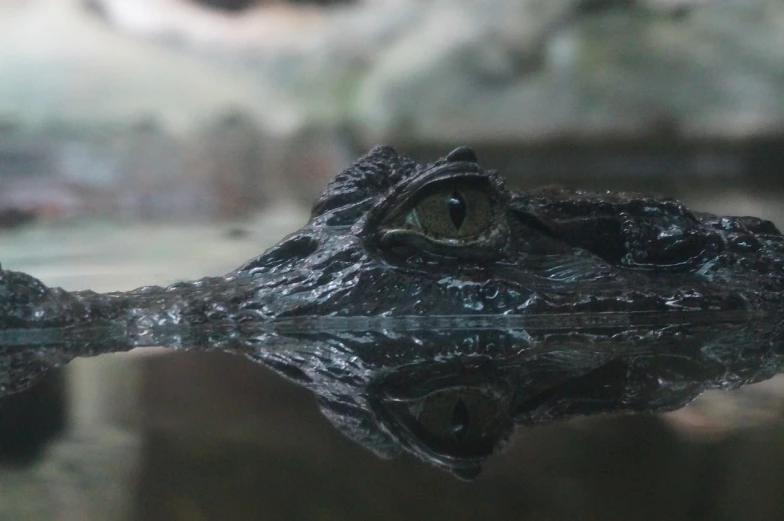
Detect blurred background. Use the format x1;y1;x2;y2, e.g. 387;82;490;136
1;0;784;519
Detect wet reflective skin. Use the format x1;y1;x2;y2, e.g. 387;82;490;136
1;146;783;478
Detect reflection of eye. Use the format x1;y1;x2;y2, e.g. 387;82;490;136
404;183;494;240
383;387;511;460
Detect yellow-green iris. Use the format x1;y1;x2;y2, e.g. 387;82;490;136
405;182;494;240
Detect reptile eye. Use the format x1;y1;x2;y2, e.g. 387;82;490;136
373;175;507;257
404;182;494;240
382;387;510;460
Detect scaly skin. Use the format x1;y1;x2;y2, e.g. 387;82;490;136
1;146;783;478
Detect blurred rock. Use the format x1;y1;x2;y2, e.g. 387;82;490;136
1;0;783;220
192;113;354;216
350;0;784;144
0;208;36;230
86;0;784;142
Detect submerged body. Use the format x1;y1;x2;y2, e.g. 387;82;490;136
1;146;783;477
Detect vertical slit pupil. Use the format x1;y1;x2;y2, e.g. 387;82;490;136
447;191;467;230
450;398;470;441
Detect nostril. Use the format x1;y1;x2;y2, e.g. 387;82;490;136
240;235;319;273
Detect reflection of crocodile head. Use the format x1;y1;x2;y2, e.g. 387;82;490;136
2;146;784;478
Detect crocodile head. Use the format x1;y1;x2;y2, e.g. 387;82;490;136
221;145;784;478
1;145;783;478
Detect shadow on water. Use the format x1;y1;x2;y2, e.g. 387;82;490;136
0;369;65;465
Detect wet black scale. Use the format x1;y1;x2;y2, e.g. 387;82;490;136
448;191;467;230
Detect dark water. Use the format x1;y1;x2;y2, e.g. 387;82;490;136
133;351;784;521
5;348;784;521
